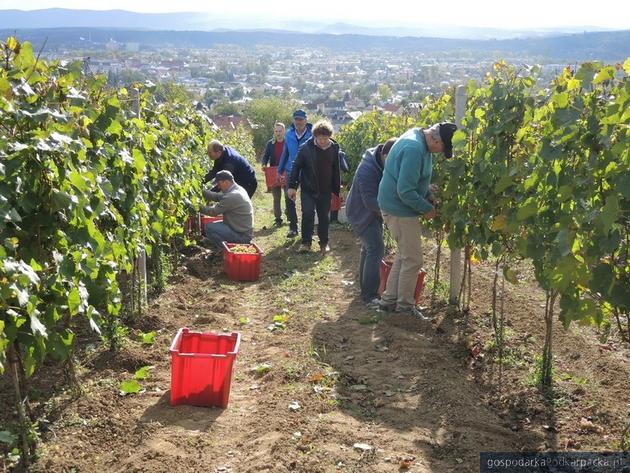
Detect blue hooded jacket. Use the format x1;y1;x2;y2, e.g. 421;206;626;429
277;122;313;176
346;145;385;236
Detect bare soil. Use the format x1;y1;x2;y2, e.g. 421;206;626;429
2;194;628;473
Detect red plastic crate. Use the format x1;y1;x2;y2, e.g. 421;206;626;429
222;242;263;281
378;259;426;304
200;214;223;236
169;328;241;408
330;193;342;211
263;166;279;188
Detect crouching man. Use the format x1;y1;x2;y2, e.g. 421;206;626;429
200;170;254;250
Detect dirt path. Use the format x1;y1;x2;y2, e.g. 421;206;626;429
6;193;628;473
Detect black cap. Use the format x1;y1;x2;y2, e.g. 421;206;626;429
438;122;458;158
214;170;234;183
293;109;307;119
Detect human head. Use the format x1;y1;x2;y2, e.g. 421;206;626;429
312;119;333;148
214;170;234;192
207;139;224;160
273;122;285;141
381;138;397;162
292;109;307;132
425;123;457;158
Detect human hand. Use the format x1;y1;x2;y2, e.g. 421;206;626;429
287;188;297;201
278;172;287;187
424;207;437;220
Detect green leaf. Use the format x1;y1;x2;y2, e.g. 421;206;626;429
141;331;155;345
624;58;630;75
516;199;538;221
119;379;141;395
106;119;123;136
132;148;146;176
494;175;513;193
30;313;47;338
598;195;620;232
134;365;152;380
0;431;18;445
552;92;569;108
68;287;81;315
239;316;250;325
592;66;615;84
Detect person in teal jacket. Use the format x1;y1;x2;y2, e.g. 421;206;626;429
376;122;457;317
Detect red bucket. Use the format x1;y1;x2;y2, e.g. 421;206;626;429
378;259;426;304
263;166;279;188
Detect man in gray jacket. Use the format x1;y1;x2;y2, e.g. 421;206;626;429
200;170;254;249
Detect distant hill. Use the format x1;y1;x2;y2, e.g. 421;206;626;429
0;8;619;40
1;26;629;62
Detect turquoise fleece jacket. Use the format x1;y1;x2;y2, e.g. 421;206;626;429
377;128;434;216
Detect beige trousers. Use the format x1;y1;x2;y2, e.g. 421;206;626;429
382;214;423;309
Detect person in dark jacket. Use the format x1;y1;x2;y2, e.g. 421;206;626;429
345;139;396;304
204;140;258;198
261;122;286;226
287;119;340;255
277;110;313;238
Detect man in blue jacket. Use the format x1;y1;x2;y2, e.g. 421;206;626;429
345;138;396;304
376;122;457;317
204;140;258;198
278;109;313;238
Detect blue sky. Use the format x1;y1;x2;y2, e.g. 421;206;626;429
4;0;630;29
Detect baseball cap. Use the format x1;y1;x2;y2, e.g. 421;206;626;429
214;170;234;183
438;122;458;158
293;109;307;119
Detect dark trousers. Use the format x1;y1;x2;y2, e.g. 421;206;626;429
284;187;298;232
271;186;283;222
244;180;258;198
301;191;331;247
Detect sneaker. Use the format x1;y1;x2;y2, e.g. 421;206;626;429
376;299;396;313
299;243;311;253
396;305;431;319
365;298;382;310
319;244;330;255
274;219;283;227
286;229;298;238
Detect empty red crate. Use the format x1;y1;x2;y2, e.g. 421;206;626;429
169;328;241;408
263;166;279;188
222;242;263;281
378;259;426;304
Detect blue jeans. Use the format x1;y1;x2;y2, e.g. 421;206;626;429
284;187;298;232
301;191;331;247
358;219;384;303
204;222;250;249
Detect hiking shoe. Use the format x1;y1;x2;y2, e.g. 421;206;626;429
274;219;284;227
376;299;396;313
286;229;298;238
298;243;312;253
319;244;330;255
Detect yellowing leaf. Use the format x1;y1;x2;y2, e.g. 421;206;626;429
490;214;508;232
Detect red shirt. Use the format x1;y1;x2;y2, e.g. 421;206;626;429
273;140;284;166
